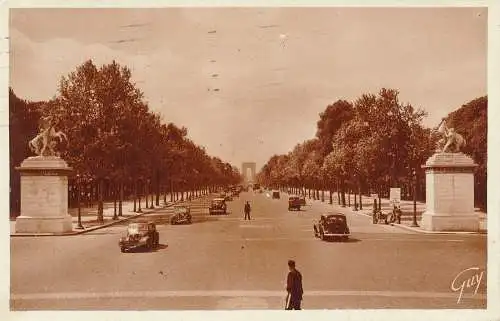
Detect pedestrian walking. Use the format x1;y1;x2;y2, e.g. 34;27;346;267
244;201;251;220
285;259;303;310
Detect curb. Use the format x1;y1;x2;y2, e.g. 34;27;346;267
388;222;487;235
10;200;183;238
300;194;487;236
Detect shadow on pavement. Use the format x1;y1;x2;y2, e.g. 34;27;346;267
320;237;361;243
122;244;169;253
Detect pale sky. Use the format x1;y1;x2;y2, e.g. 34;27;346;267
9;7;487;170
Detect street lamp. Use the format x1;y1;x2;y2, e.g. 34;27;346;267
411;169;419;227
75;174;84;229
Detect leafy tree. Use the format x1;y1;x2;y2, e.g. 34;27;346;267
445;96;487;210
316;100;354;156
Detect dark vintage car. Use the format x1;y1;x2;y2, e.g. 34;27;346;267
288;196;301;211
119;221;159;252
170;205;192;225
209;198;227;215
272;190;281;199
313;213;350;241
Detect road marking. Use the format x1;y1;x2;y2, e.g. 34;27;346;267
11;290;485;301
239;225;273;229
162;236;465;243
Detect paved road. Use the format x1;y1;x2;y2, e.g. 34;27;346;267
10;191;487;310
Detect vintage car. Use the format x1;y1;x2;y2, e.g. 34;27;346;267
170;205;192;225
288;196;301;211
209;198;227;215
119;221;159;252
313;213;350;241
272;190;281;199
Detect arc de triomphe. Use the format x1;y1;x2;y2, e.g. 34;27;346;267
241;162;256;183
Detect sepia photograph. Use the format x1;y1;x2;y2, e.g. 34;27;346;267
3;1;499;319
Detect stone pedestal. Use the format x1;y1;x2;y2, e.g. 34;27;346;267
15;156;73;233
420;153;479;232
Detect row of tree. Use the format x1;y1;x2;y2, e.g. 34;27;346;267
256;89;487;210
10;60;242;219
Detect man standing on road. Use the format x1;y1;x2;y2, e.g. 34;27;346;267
244;201;251;220
285;259;303;310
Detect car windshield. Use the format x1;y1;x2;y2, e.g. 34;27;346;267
289;197;299;200
174;206;189;213
326;216;346;223
128;223;148;234
213;199;224;204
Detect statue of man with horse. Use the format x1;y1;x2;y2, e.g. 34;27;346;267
28;115;68;157
434;117;466;153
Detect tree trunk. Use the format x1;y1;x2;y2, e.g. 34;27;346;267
113;183;117;219
97;179;104;223
341;179;346;207
156;171;160;206
118;181;123;216
359;185;363;210
133;181;137;212
170;180;174;202
329;189;333;204
137;181;142;213
145;182;149;208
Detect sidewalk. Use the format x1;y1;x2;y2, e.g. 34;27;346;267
10;193;207;237
283;190;487;235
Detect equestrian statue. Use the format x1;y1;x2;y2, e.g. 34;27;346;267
28;115;68;157
434;117;466;153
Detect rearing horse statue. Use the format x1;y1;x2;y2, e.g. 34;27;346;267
28;116;68;156
435;118;466;153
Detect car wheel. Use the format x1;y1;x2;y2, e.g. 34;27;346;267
320;231;325;241
120;247;126;253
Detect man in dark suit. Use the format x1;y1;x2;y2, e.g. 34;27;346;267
286;259;303;310
244;201;251;220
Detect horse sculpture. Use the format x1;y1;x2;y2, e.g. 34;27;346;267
28;116;68;157
435;118;466;153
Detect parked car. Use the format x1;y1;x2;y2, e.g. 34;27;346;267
209;198;227;215
170;205;192;225
313;213;350;241
119;221;159;252
272;190;281;199
288;196;301;211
